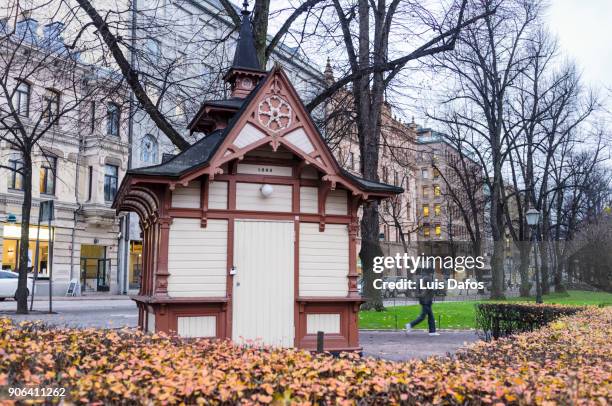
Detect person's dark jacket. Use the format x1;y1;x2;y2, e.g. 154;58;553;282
418;274;434;305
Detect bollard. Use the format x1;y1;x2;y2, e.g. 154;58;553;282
316;331;324;353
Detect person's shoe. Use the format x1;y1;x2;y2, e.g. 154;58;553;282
428;332;440;336
404;323;412;334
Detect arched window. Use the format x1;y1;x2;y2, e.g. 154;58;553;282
140;134;158;164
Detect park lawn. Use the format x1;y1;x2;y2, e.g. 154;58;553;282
358;290;612;330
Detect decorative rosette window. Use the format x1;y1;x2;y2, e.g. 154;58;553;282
258;96;292;133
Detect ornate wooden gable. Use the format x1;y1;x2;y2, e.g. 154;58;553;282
180;65;388;200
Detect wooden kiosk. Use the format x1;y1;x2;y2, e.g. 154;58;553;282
113;5;401;351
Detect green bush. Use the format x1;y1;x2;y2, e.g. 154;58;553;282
475;303;583;340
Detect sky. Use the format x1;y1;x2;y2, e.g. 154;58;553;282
545;0;612;93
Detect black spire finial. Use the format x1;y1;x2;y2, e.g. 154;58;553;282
227;0;262;72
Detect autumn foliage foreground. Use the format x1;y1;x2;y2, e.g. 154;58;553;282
1;306;610;405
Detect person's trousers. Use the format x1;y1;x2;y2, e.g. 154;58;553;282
409;303;436;333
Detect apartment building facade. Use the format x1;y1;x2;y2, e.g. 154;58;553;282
0;15;130;295
415;128;486;278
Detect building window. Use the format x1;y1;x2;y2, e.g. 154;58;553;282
435;224;441;237
87;166;93;201
43;89;60;124
1;229;49;275
9;157;24;190
423;224;430;238
421;168;428;179
146;38;161;58
433;167;440;179
90;101;96;133
140;134;158;164
434;184;441;197
107;103;120;136
15;81;30;117
382;166;388;183
394;171;399;186
39;156;57;195
422;186;429;199
434;203;441;216
422;204;429;218
348;152;355;170
104;164;118;201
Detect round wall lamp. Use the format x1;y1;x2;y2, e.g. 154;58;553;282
260;184;274;198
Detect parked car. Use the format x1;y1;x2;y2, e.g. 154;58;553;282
0;271;33;300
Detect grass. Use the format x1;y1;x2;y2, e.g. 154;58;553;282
358;290;612;330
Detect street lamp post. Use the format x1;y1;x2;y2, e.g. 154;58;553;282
525;208;542;304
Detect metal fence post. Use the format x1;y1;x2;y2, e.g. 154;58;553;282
316;331;324;353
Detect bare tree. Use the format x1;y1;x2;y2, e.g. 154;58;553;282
308;0;496;309
502;28;597;296
428;0;540;298
0;2;119;312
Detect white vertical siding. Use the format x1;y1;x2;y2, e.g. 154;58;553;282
299;223;348;296
232;220;295;347
147;311;155;333
307;314;341;334
171;182;200;208
177;316;217;338
325;189;348;215
209;181;228;209
234;123;266;148
283;128;314;154
236;183;292;212
167;218;227;297
237;163;292;177
300;186;318;213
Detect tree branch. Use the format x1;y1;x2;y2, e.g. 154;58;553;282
75;0;191;151
305;5;497;111
218;0;241;27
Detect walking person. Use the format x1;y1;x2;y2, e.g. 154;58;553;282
405;272;440;336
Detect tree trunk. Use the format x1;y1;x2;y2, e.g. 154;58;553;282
553;240;566;293
16;153;33;314
360;202;384;310
553;191;566;293
252;0;270;67
354;0;384;311
489;170;506;299
518;241;531;297
539;238;550;295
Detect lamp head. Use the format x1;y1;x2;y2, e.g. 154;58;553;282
525;208;540;226
260;184;274;198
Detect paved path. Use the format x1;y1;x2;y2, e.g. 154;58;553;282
0;299;478;360
360;330;478;361
0;298;138;329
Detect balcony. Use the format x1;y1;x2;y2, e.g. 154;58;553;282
80;202;116;226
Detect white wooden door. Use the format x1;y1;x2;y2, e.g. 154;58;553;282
232;220;295;347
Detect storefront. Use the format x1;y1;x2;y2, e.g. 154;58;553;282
128;240;142;291
80;244;110;292
1;224;51;277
